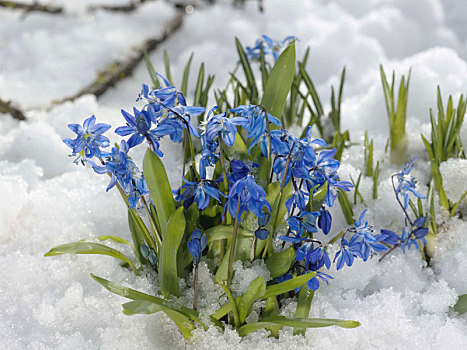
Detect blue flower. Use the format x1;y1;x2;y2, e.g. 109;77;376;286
318;207;332;235
334;236;363;270
285;189;308;213
225;174;271;221
199;135;219;180
307;271;334;291
297;243;331;271
203;106;244;146
286;211;320;236
394;158;425;209
229;105;281;152
245;35;296;61
227;160;259;183
115;107;163;155
255;228;269;240
63;115;111;162
181;179;224;210
187;229;207;263
90;140;149;208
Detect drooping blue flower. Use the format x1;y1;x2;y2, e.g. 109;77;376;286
199;135;219;180
180;179;224;210
140;244;158;267
187;229;207;263
307;271;334;291
318;207;332;235
297;243;331;271
63;115;111;162
285;189;308;213
203;106;244;146
394;158;426;209
255;228;269;240
225;174;271;221
90;140;149;208
286;211;320;236
229;105;281;152
227;159;259;183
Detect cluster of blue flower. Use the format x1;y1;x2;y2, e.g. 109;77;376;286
63;71;429;293
245;35;297;62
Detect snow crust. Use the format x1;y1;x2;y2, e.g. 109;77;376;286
1;0;467;349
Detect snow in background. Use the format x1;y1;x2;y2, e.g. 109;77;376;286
1;0;466;349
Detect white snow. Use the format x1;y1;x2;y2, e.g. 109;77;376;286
1;0;467;349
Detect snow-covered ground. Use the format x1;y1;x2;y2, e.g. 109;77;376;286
1;0;466;349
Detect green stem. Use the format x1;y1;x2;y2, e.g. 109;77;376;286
218;131;230;257
140;196;162;252
193;261;199;310
227;197;242;289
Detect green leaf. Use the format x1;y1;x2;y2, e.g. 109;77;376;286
260;41;296;119
263;272;315;299
143;51;159;89
235;37;258;102
215;276;240;328
45;242;139;275
454;294;467;315
193;63;204;106
264;296;281;338
238;316;360;336
97;236;130;245
338;190;354;225
266;248;296;278
90;274;211;339
205;225;253;243
159;207;186;298
122;300;194;339
237;276;266;323
211;272;316;321
300;62;324;116
143;148;176;234
163;50;173;85
294;286;314;335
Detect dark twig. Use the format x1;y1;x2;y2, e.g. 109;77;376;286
0;1;62;14
53;10;184;105
0;97;26;121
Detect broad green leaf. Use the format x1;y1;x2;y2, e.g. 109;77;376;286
205;225;253;243
454;294;467;315
143;148;176;233
261;41;296;119
122;300;194;339
238;316;360;336
294;286;314;335
237;276;266;323
223;132;250;161
159;207;186;298
264;296;281;338
45;242;138;275
90;275;213;337
266;248;296;278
